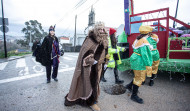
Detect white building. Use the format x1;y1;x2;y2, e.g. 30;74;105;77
70;34;86;46
59;37;70;44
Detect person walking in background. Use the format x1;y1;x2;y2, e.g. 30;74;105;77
41;25;60;83
32;39;41;57
64;22;109;111
101;28;126;84
125;26;153;104
32;39;40;53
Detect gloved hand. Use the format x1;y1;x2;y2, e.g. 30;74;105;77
93;60;98;65
104;64;107;70
106;54;110;59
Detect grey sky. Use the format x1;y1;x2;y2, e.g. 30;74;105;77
0;0;189;37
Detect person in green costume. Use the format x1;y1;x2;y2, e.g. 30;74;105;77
146;30;160;86
125;25;153;104
101;28;126;84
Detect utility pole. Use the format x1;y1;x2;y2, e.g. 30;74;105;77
1;0;7;58
173;0;179;28
29;32;32;51
74;15;77;52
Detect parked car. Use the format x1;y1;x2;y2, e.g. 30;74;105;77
59;44;64;56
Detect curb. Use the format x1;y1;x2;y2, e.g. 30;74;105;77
0;54;32;63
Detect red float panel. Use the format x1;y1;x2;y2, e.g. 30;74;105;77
127;31;167;58
169;40;190;59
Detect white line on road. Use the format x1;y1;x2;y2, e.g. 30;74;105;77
63;56;73;60
65;55;78;58
0;67;75;84
16;58;26;68
32;57;40;65
18;67;29;76
0;62;8;70
33;65;43;73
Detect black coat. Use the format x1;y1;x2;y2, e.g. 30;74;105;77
41;35;59;66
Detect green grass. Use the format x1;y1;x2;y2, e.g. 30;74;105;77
0;51;32;58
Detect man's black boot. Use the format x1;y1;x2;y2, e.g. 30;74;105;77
101;72;107;82
101;76;107;82
125;80;133;92
47;79;51;83
53;78;58;82
131;84;144;104
114;69;124;84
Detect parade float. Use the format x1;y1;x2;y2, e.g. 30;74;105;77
117;0;190;79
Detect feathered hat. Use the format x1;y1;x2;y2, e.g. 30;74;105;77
49;25;56;32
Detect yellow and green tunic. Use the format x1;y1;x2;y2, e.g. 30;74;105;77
130;36;153;86
147;34;160;76
107;37;125;68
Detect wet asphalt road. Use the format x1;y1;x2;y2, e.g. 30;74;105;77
0;52;190;111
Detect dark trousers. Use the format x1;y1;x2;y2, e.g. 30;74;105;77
114;60;118;74
101;60;118;80
46;60;59;80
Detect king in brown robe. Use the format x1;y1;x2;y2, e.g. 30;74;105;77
64;22;109;110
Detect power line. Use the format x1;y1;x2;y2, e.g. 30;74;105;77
60;0;101;36
62;22;74;35
75;0;88;10
55;0;87;36
56;0;88;25
78;0;100;16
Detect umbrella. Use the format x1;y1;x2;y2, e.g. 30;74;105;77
181;34;190;37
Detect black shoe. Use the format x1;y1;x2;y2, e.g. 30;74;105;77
125;80;133;92
53;78;58;82
131;95;144;104
114;68;124;84
125;84;132;92
131;84;144;104
101;77;107;82
115;80;124;84
149;80;154;86
47;79;51;83
142;81;145;85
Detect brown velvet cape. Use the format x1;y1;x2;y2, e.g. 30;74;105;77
64;30;108;106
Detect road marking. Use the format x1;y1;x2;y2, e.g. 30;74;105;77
16;58;26;68
66;55;78;58
0;67;75;84
58;67;75;72
18;67;29;76
32;57;40;65
0;62;8;70
59;64;69;69
25;67;29;75
63;56;73;60
33;65;44;73
18;70;23;75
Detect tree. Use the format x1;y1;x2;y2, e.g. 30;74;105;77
16;39;28;47
21;20;48;45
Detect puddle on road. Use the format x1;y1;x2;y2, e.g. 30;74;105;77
103;84;126;95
